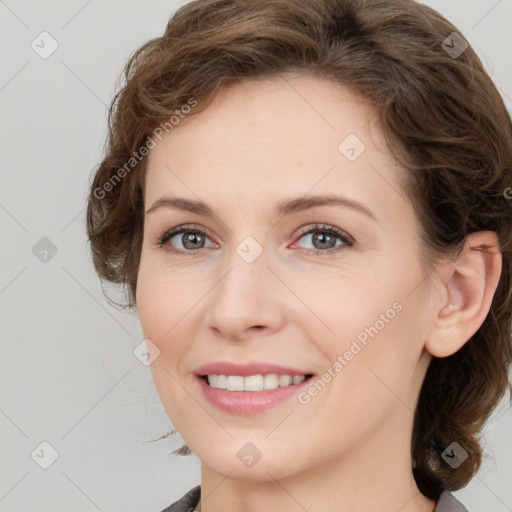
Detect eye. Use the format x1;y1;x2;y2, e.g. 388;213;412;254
157;224;216;253
292;223;354;254
157;223;354;255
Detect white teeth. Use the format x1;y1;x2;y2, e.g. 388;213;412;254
217;374;227;389
205;373;308;391
226;375;244;391
279;375;292;387
263;373;279;390
208;374;219;388
244;374;264;391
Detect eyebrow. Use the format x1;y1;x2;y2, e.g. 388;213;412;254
145;194;377;221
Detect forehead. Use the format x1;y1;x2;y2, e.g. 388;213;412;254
144;74;408;222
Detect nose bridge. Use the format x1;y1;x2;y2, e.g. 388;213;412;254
205;235;283;338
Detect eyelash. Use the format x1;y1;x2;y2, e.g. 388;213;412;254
156;223;354;256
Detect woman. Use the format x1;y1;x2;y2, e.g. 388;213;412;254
86;0;512;510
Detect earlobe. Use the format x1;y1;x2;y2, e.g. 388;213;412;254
425;231;502;358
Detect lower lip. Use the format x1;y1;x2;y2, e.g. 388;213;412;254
195;375;313;415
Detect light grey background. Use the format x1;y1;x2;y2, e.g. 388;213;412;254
0;1;511;511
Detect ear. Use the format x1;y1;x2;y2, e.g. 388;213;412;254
424;231;502;358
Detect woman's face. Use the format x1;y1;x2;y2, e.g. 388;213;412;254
136;74;439;481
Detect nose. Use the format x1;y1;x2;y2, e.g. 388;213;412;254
205;248;286;342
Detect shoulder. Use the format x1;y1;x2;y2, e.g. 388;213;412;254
159;485;201;512
435;491;470;512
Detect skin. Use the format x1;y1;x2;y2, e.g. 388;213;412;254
136;74;502;512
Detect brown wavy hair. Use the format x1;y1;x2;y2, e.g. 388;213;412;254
86;0;512;501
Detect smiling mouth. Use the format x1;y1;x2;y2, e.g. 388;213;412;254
200;373;314;392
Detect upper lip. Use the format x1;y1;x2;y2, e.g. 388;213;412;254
194;361;314;377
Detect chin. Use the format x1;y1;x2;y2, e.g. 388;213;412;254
195;441;309;482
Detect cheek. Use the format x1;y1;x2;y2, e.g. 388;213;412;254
323;286;430;418
300;271;400;349
136;257;200;340
137;268;199;431
136;270;193;417
305;265;427;401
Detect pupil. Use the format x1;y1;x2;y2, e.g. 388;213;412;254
183;232;204;250
314;232;334;249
